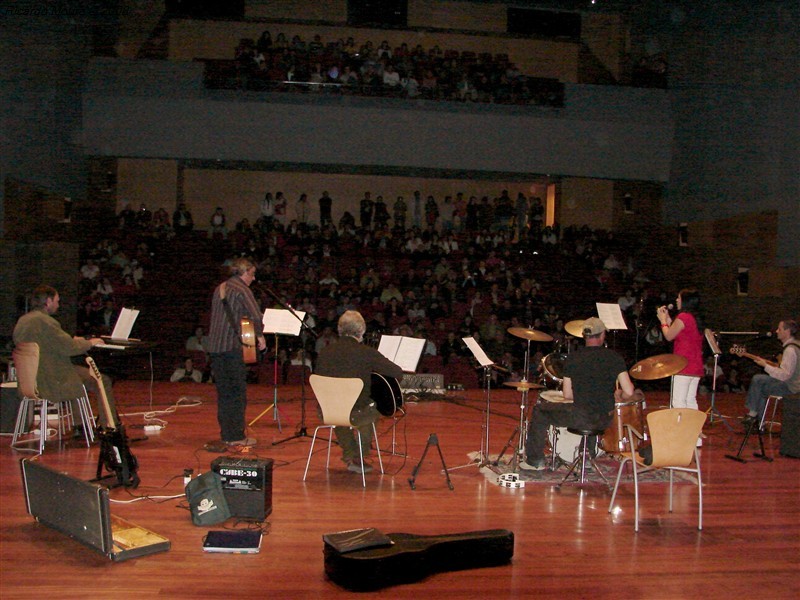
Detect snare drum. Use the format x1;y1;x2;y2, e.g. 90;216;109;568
538;390;572;404
541;352;567;389
600;398;647;453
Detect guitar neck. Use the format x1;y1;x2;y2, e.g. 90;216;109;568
85;357;117;429
731;349;778;368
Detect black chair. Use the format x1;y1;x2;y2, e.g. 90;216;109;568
557;426;610;488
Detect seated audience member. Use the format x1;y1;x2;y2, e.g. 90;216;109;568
170;357;203;383
186;326;209;353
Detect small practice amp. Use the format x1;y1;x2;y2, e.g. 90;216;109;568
211;457;273;521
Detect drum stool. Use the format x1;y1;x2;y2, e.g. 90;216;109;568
557;427;611;488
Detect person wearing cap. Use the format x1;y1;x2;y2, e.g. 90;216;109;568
522;317;635;471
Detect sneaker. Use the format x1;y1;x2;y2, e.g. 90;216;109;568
519;459;546;471
226;437;257;448
347;460;374;474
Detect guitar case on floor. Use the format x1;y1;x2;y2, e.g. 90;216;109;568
780;393;800;458
323;528;514;591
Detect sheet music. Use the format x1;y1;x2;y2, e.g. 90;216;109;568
109;308;139;340
462;336;494;367
377;335;425;372
595;302;628;330
262;308;306;336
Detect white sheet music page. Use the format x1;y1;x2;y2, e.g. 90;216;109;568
595;303;628;331
462;337;494;367
262;308;306;336
110;308;139;340
377;335;425;372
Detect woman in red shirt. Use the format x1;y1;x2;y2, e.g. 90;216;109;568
657;288;705;443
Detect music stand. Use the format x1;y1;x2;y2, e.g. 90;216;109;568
450;337;500;472
704;329;734;431
249;307;306;433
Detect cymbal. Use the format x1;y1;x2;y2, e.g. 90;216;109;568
507;327;553;343
629;354;688;380
564;319;586;338
503;381;545;390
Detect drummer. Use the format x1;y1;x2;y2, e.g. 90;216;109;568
521;317;636;471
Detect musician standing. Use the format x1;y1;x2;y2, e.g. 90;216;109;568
742;319;800;426
315;310;403;473
657;289;704;411
12;285;118;428
207;258;266;448
522;318;635;471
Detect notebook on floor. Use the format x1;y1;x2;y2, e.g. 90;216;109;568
20;458;170;562
203;529;263;554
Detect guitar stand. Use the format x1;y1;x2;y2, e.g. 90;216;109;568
408;433;454;491
92;453;141;489
725;419;772;463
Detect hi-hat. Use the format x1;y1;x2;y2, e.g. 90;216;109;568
507;327;553;343
564;320;586;338
503;381;545;390
629;354;688;380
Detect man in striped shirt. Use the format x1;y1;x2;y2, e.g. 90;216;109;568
207;258;266;447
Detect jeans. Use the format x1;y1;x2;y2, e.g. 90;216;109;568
525;402;611;463
210;350;248;442
745;374;790;417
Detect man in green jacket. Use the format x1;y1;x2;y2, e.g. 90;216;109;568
13;285;118;429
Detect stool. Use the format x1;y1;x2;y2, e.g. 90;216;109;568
760;395;782;432
557;427;611;488
11;387;95;454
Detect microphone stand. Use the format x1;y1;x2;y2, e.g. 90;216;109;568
257;284;318;446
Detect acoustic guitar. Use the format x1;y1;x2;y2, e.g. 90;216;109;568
220;282;258;364
86;357;140;488
324;528;514;591
371;373;403;416
729;345;778;368
240;317;257;364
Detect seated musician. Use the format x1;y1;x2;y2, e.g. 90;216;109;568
12;285;119;430
315;310;403;474
522;317;635;471
742;319;799;427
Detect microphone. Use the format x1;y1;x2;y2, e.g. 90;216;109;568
667;303;674;311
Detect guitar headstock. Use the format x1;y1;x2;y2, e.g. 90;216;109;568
729;345;746;356
85;356;102;381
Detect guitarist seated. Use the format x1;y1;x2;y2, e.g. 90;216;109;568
742;319;800;427
316;310;403;474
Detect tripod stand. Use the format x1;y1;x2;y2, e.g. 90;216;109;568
451;365;496;471
704;329;734;432
249;332;283;432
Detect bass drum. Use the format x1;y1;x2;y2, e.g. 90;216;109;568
541;353;567;389
371;373;403;417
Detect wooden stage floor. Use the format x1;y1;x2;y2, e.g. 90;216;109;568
1;382;798;599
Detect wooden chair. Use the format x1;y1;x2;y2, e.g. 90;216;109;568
11;342;95;454
608;408;706;532
303;375;383;487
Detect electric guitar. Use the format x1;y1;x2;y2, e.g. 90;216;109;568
86;357;140;488
729;345;778;368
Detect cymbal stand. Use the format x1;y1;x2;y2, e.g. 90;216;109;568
495;338;534;470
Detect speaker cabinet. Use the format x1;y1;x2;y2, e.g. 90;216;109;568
211;457;273;521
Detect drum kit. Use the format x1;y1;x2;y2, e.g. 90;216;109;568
497;320;689;474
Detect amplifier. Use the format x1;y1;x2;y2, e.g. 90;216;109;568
211;457;273;521
400;373;444;392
